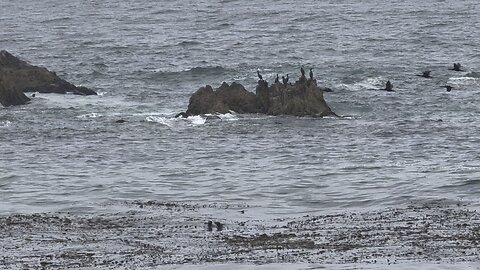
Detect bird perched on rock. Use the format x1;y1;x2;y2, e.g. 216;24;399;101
309;68;313;80
275;74;279;83
300;66;305;78
442;85;454;92
417;70;432;78
257;70;263;81
282;76;287;85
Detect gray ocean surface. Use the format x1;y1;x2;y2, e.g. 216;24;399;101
1;0;480;267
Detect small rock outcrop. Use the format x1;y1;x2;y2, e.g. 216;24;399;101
0;50;96;107
185;82;259;116
178;77;335;117
256;78;334;116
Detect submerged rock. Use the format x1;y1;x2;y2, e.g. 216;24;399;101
178;77;335;117
0;50;96;107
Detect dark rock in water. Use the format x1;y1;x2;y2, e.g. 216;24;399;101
115;119;127;123
320;86;333;92
0;50;96;106
179;77;335;117
175;112;188;118
256;78;334;116
0;74;30;107
184;82;258;116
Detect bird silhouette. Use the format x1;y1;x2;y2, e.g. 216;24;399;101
442;85;454;92
417;70;432;78
257;70;263;81
449;63;463;72
385;80;394;91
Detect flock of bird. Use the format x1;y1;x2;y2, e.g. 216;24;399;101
385;62;464;92
257;66;314;86
257;63;465;93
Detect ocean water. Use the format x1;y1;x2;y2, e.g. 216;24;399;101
1;0;480;268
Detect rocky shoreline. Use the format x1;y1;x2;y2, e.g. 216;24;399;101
1;201;479;268
0;50;96;107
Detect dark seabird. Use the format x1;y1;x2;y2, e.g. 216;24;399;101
214;221;224;231
309;68;313;80
385;80;393;91
282;76;287;85
300;66;305;78
417;70;432;78
449;63;464;71
275;74;279;83
207;221;213;231
286;74;289;83
442;85;453;92
257;70;263;81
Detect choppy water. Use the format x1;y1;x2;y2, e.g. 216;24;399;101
1;0;480;268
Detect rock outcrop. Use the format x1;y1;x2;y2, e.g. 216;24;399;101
0;50;96;107
178;77;335;117
184;82;259;116
0;73;31;107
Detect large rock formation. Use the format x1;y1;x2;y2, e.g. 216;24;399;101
184;82;259;116
0;50;96;107
178;76;335;117
0;73;31;106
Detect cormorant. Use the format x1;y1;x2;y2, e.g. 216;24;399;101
257;70;263;81
282;76;287;85
385;80;393;91
449;63;463;71
300;66;305;78
309;68;313;80
286;74;289;83
417;70;432;78
442;85;453;92
275;74;279;83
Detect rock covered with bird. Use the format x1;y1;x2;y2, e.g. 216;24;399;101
176;69;336;117
0;50;96;107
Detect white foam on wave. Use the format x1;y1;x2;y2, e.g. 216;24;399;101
77;112;103;119
341;77;384;91
216;112;238;121
145;115;174;127
145;112;237;128
0;120;12;127
447;77;479;86
187;115;206;125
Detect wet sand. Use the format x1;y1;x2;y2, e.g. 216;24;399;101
1;201;479;269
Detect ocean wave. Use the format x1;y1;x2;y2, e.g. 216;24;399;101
186;115;206;125
465;72;480;78
153;66;228;77
341;77;384;91
0;120;12;128
212;112;237;121
41;16;72;23
177;40;203;47
77;112;103;119
145;115;175;127
447;76;479;86
146;113;237;127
